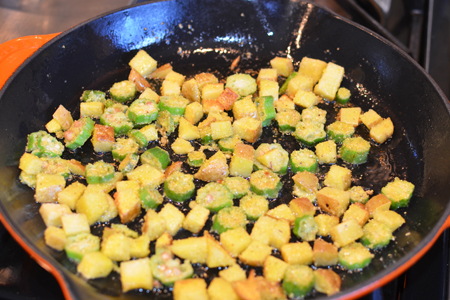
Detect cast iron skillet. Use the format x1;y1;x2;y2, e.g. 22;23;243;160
1;0;450;299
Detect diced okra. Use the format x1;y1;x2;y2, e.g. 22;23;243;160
118;153;139;174
239;193;269;221
275;109;302;132
335;87;351;105
27;131;64;157
293;215;319;242
195;182;233;213
381;177;415;210
141;147;170;170
109;80;136;103
100;111;133;136
26;131;47;152
222;177;250;199
127;98;158;126
150;248;194;287
218;135;242;153
199;127;213;145
139;186;164;210
290;149;318;173
327;121;355;143
255;96;276;127
279;72;297;95
225;73;257;97
112;138;139;161
340;137;371;164
158;95;190;116
187;151;206;167
282;265;315;298
360;220;392;249
65;233;100;264
294;121;326;146
38;135;64;157
212;206;247;234
80;90;106;103
156;110;175;135
164;171;195;202
104;99;115;108
64;117;95;150
128;129;148;147
105;102;128;112
249;170;282;199
349;186;370;204
302;106;327;124
338;242;374;270
85;160;115;184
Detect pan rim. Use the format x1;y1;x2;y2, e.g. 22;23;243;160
0;1;450;300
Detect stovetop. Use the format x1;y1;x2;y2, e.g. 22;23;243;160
0;0;449;299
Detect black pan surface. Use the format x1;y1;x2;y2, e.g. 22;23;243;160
1;0;450;299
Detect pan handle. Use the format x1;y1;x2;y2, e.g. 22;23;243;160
0;33;60;90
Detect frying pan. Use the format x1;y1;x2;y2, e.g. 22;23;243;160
1;0;450;299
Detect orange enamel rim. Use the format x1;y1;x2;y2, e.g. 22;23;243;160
1;33;450;300
0;33;59;90
0;33;77;300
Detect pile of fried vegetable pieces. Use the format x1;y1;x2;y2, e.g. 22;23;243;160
18;48;415;299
